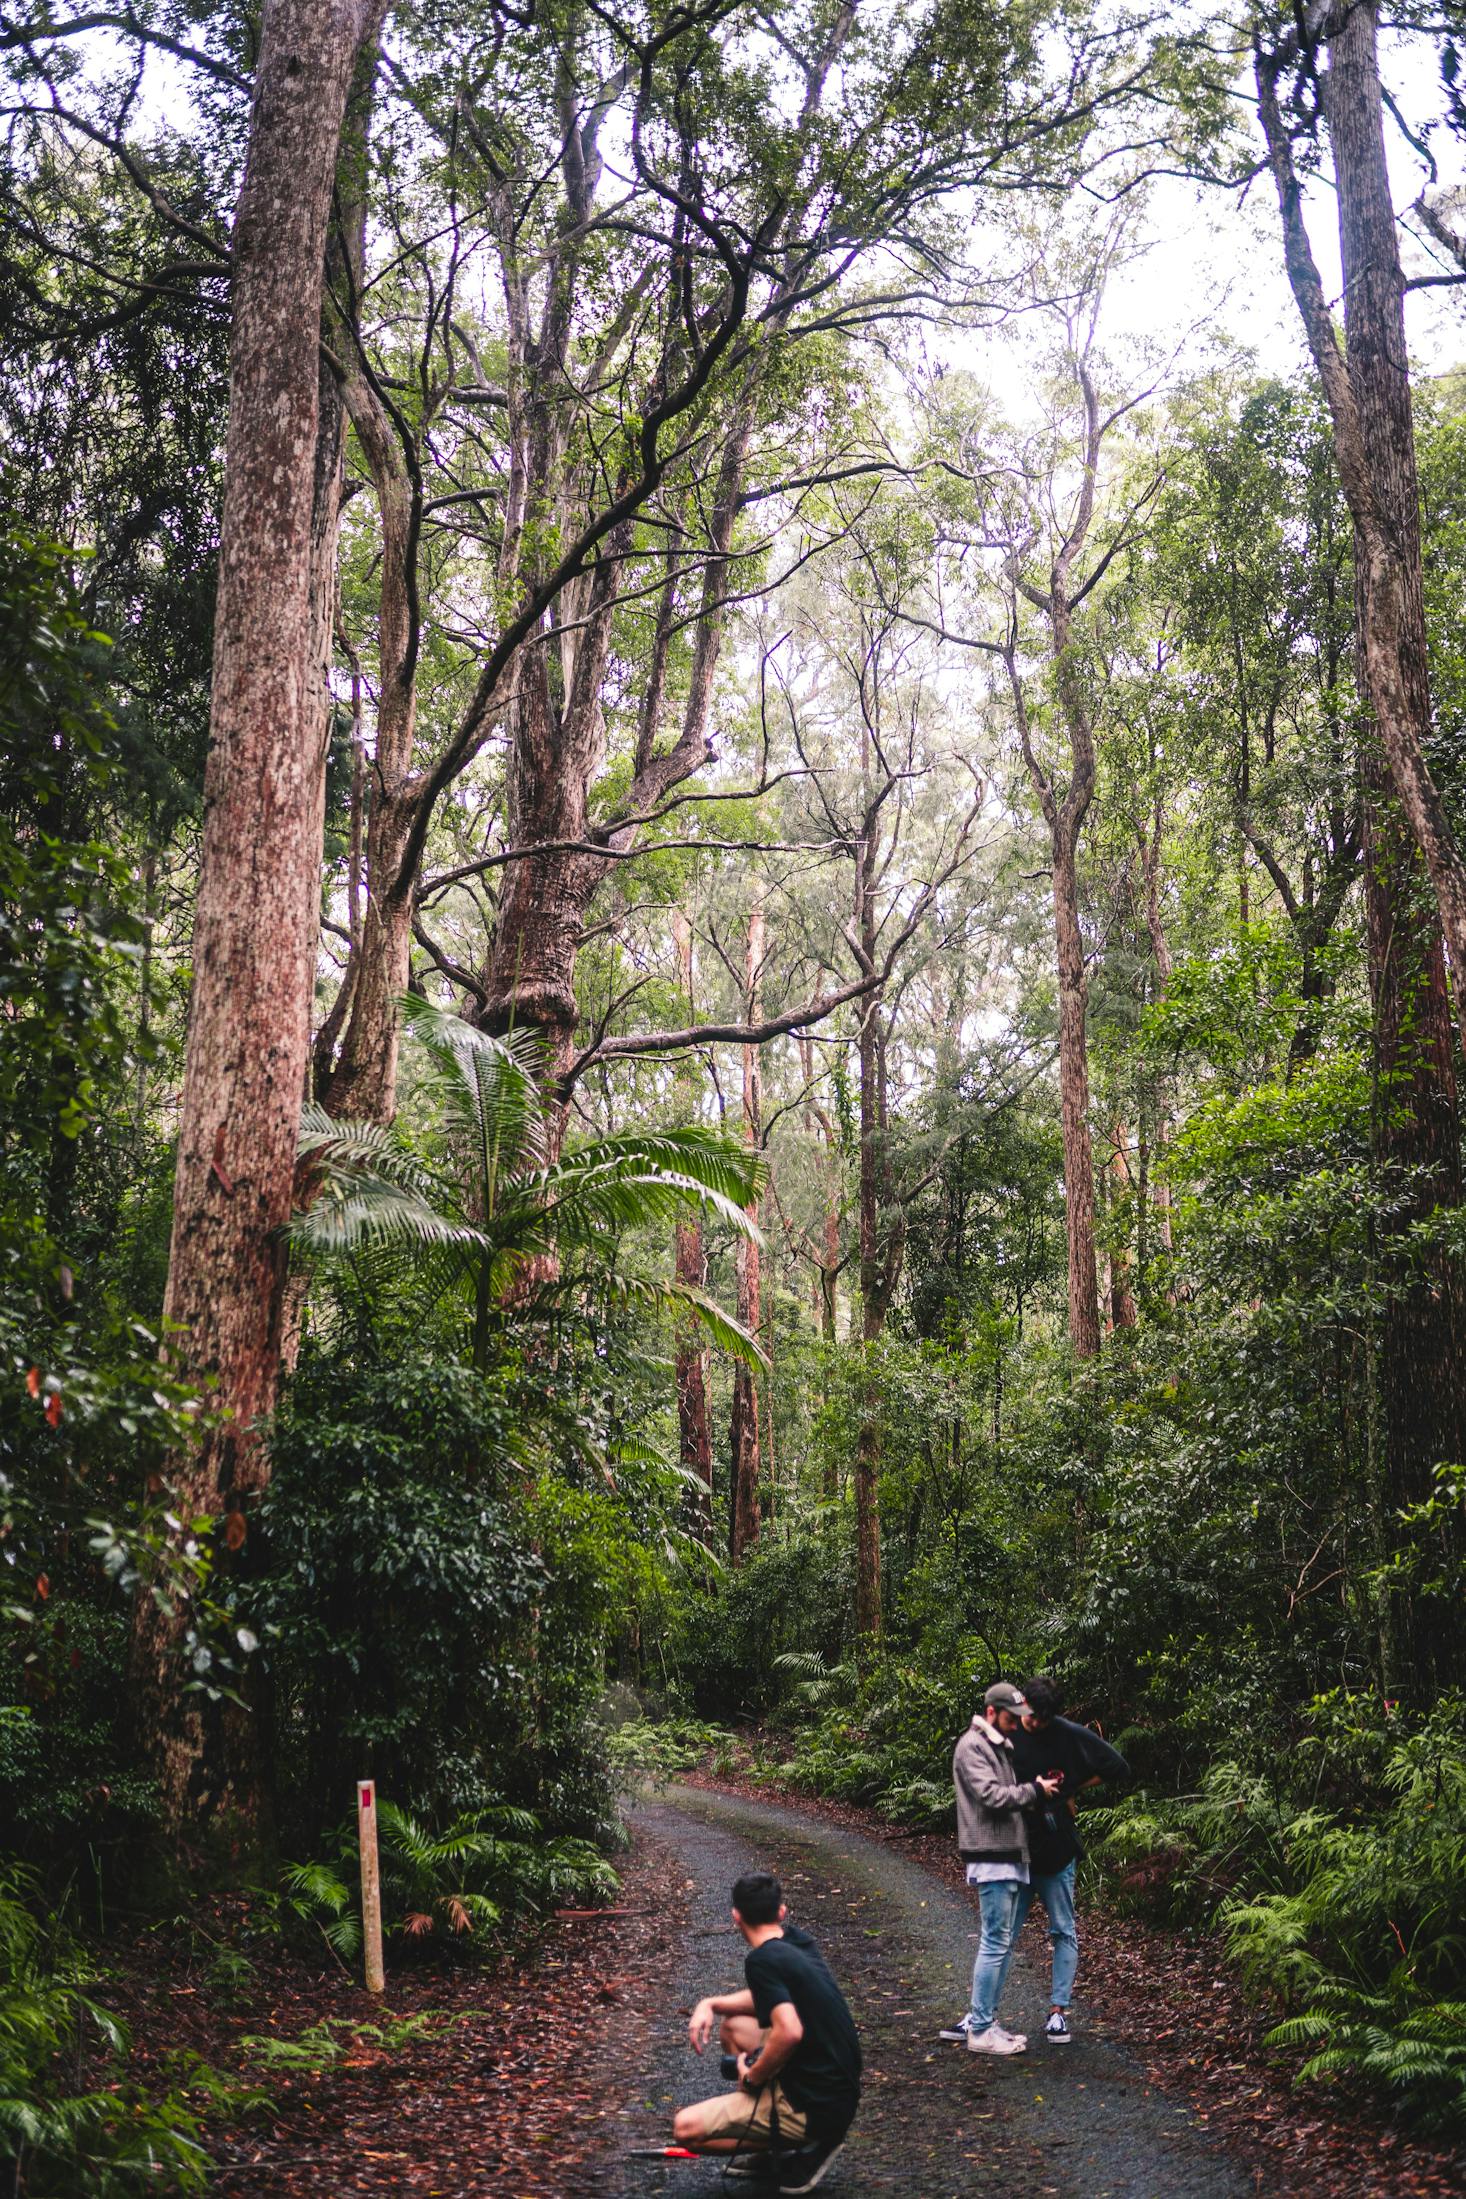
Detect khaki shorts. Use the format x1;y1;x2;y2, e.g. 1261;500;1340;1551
692;2080;808;2148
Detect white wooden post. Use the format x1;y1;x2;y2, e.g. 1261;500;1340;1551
357;1778;385;1994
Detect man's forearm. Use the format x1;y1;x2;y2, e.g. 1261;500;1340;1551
707;1987;756;2018
746;2028;795;2087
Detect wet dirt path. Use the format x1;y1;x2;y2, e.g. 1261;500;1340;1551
581;1785;1254;2199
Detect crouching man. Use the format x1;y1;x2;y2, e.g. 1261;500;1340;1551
676;1871;861;2194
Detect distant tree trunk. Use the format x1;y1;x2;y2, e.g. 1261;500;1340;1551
1323;5;1466;1684
133;0;381;1837
1109;1118;1137;1330
1007;349;1104;1361
729;898;764;1563
1139;815;1175;1263
675;1214;713;1527
1051;831;1101;1357
853;805;903;1648
479;403;757;1090
671;917;712;1527
797;1034;843;1346
854;991;885;1646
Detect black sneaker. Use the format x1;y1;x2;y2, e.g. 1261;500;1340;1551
723;2158;776;2183
937;2014;973;2043
777;2136;846;2194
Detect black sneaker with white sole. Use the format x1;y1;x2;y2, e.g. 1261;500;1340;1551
776;2135;847;2193
937;2014;972;2043
1045;2010;1071;2044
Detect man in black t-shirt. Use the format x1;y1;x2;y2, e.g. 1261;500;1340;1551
674;1871;861;2194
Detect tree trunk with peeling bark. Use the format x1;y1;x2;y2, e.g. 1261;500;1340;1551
133;0;382;1837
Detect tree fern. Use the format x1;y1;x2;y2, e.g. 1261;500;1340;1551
295;993;764;1371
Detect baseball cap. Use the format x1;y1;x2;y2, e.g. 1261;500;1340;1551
984;1681;1029;1715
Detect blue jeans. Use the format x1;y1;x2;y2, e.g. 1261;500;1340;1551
1014;1860;1078;2008
967;1880;1023;2031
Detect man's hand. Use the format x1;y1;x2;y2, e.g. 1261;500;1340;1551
1037;1773;1062;1798
688;1999;717;2054
737;2052;760;2090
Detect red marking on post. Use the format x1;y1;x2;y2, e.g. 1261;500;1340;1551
359;1782;373;1809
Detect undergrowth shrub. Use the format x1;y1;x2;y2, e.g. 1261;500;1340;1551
255;1353;614;1847
285;1799;617;1960
0;1862;222;2194
1089;1697;1466;2132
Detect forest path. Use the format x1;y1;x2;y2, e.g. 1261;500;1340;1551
583;1786;1253;2199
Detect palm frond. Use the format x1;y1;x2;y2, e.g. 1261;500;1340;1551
401;996;548;1188
607;1274;767;1369
543;1155;760;1244
297;1104;432;1187
292;1181;491;1259
559;1127;763;1207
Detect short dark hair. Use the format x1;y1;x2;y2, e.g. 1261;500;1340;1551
1022;1675;1062;1722
732;1872;783;1925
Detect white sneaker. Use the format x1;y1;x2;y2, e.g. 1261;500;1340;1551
966;2022;1027;2055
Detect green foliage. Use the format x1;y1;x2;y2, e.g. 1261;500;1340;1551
605;1714;729;1790
0;525;228;1880
0;1862;214;2194
237;2010;458;2075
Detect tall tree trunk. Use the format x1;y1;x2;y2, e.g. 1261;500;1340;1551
481;389;757;1085
1007;345;1104;1361
853;808;902;1648
313;384;419;1122
1363;780;1463;1575
1326;4;1466;1683
672;916;712;1527
854;991;885;1647
132;0;380;1838
1053;838;1101;1356
729;899;764;1564
1258;12;1466;1058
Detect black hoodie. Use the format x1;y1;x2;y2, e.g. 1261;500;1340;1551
1009;1716;1130;1875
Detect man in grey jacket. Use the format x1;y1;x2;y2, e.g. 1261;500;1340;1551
943;1681;1060;2056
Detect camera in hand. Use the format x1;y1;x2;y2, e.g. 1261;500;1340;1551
720;2053;743;2083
